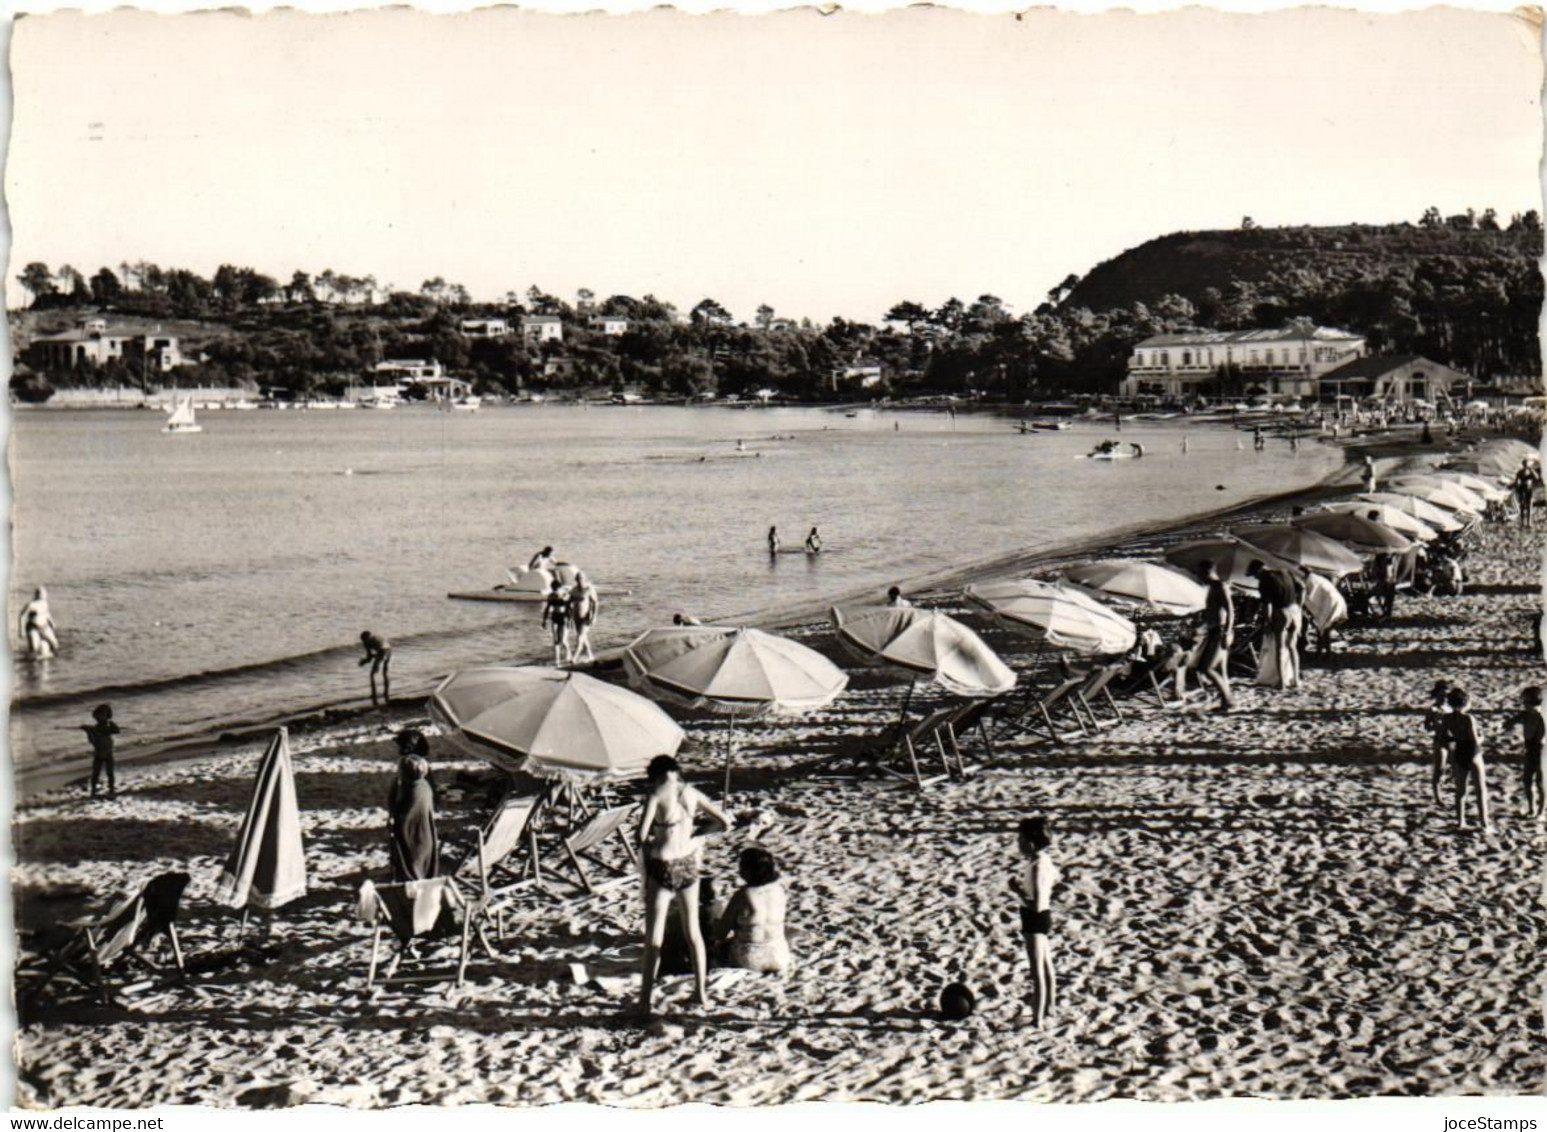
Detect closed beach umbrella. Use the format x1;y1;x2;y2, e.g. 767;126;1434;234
1231;524;1365;576
1062;559;1207;616
1358;492;1464;533
1320;501;1437;542
1290;511;1415;554
429;666;683;780
216;727;307;912
963;579;1137;656
1164;537;1300;593
831;604;1017;696
1382;477;1485;515
622;625;848;791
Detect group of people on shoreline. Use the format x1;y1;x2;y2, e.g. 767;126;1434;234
1423;680;1545;831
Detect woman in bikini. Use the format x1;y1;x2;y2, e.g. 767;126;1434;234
712;846;793;974
637;755;732;1014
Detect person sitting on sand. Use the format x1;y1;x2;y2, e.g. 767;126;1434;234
1190;561;1236;712
1423;679;1453;807
1011;816;1059;1027
82;703;121;800
388;755;440;881
358;631;392;706
712;846;794;975
1505;685;1545;818
18;587;60;659
1444;688;1491;832
637;755;732;1014
805;527;823;554
529;546;556;573
541;579;573;665
568;571;599;664
886;586;912;608
767;526;780;555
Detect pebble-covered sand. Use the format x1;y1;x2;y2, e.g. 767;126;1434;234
11;450;1546;1107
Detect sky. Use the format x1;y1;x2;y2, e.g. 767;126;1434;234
3;5;1543;323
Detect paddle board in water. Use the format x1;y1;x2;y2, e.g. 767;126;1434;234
449;587;632;603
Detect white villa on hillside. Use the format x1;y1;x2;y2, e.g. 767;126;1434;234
459;318;512;338
590;315;629;336
1123;322;1366;398
373;359;444;382
27;318;190;372
522;315;564;343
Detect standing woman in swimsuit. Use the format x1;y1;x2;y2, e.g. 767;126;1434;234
1445;687;1491;831
1012;816;1059;1026
637;755;732;1014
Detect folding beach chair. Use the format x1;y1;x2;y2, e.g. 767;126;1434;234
1073;662;1127;729
454;794;542;936
43;871;190;1004
996;670;1093;746
556;803;640;895
358;876;488;989
938;696;1004;777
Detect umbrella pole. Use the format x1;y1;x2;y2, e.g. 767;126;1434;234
723;716;737;798
898;679;916;727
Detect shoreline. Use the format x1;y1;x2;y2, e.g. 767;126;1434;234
10;425;1445;804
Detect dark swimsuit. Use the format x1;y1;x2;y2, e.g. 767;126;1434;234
647;855;699;892
1020;907;1052;937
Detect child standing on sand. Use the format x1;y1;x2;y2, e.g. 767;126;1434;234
1444;688;1490;832
1505;685;1545;818
82;704;120;800
1423;679;1452;806
1011;816;1059;1026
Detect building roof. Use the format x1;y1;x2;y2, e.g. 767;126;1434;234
523;315;563;324
32;327;134;344
1319;355;1465;383
1136;325;1364;348
591;314;628;321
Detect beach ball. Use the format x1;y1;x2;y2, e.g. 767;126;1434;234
939;982;975;1020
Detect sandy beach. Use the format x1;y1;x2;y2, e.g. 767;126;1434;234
11;439;1545;1107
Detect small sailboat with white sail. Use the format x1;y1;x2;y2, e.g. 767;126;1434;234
163;395;203;434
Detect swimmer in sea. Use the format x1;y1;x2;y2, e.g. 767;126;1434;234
1130;442;1145;458
805;527;822;554
736;439;746;452
359;630;392;706
529;545;556;573
18;587;60;658
673;613;703;627
768;526;780;555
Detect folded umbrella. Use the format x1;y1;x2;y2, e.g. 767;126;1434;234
216;728;307;912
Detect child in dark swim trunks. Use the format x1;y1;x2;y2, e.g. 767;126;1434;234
1506;685;1545;818
1423;679;1452;806
1011;816;1059;1026
82;703;120;799
1445;688;1491;832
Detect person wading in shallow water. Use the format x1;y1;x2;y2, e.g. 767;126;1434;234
359;630;392;706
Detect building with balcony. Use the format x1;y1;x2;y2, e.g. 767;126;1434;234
27;319;190;373
1123;323;1366;398
459;318;512;338
372;359;445;383
522;315;564;343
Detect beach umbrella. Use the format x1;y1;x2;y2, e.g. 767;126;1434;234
1290;511;1415;554
963;579;1137;655
1163;537;1301;593
1062;559;1207;616
1382;477;1486;515
1427;470;1510;501
1320;501;1437;542
622;625;849;792
831;604;1017;697
1443;455;1523;480
1231;524;1365;576
429;666;683;780
1357;492;1464;533
216;728;307;914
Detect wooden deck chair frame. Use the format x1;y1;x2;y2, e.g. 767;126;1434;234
888;705;960;789
363;878;486;990
48;872;190;1005
996;672;1092;746
1074;663;1126;729
558;803;640;895
939;696;1001;777
454;794;542;936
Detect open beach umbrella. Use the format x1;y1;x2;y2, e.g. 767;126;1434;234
1163;537;1301;593
1061;559;1207;616
1427;470;1510;501
1357;492;1465;533
1444;455;1525;480
622;625;849;792
1290;511;1415;555
963;579;1137;655
831;604;1017;698
1320;501;1437;542
1231;524;1365;576
429;666;683;781
1382;478;1485;516
216;727;307;914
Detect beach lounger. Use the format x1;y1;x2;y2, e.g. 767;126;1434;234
938;696;1002;777
556;803;640;895
358;876;486;989
43;871;190;1004
995;671;1092;746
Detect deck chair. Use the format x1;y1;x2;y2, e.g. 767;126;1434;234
938;696;1003;777
358;876;486;989
46;871;190;1004
1073;663;1126;729
556;803;640;895
454;794;542;936
996;670;1092;746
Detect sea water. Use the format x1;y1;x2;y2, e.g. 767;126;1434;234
8;405;1343;771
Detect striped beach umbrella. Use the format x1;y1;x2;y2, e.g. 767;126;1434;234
1320;501;1437;542
1382;477;1486;516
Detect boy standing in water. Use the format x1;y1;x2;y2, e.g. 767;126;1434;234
82;704;121;799
359;630;392;706
1011;816;1059;1026
1506;685;1545;818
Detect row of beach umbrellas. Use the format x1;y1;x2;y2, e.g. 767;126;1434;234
428;438;1539;790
